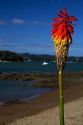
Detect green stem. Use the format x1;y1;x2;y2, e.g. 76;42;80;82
59;68;64;125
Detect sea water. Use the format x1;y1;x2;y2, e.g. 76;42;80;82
0;80;52;104
0;61;83;103
0;61;83;72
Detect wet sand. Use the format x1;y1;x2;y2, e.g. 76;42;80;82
0;82;83;125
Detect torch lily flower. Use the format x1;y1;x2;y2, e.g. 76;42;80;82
52;8;77;46
51;8;77;125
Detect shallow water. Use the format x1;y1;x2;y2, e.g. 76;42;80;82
0;80;53;103
0;61;83;103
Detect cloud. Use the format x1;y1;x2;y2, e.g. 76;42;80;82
27;20;50;25
8;44;52;49
69;46;83;56
0;38;14;46
0;20;7;25
22;43;52;48
0;39;52;49
0;18;50;25
0;38;53;54
0;38;9;43
11;18;25;24
11;18;50;25
2;39;82;55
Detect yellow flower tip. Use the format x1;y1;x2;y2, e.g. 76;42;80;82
53;36;72;46
69;39;72;43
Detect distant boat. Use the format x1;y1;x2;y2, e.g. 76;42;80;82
28;59;31;62
42;61;48;65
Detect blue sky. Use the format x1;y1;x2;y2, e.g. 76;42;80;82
0;0;83;56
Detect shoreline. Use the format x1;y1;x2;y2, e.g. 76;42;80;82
0;71;83;80
0;71;83;104
0;72;83;124
8;96;83;125
0;83;83;125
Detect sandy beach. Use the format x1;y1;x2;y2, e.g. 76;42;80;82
0;72;83;125
0;82;83;125
8;97;83;125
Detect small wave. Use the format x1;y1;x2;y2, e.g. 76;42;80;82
21;94;40;102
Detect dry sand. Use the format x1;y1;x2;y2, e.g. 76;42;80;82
0;72;83;125
8;97;83;125
0;83;83;125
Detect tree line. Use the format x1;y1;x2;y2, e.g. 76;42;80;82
0;50;83;63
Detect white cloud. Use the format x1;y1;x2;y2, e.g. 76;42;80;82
0;18;50;25
27;20;50;25
11;18;25;24
0;20;7;25
0;39;52;50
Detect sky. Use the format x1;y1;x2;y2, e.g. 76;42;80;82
0;0;83;56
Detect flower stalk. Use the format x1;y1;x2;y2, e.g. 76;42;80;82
59;68;64;125
51;8;77;125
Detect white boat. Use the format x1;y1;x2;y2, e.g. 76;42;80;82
42;61;48;65
28;59;31;62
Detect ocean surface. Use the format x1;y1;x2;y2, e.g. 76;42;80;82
0;61;83;104
0;61;83;72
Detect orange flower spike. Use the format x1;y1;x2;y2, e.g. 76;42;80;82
52;9;77;125
52;8;77;46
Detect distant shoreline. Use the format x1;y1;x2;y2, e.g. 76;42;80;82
0;50;83;63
